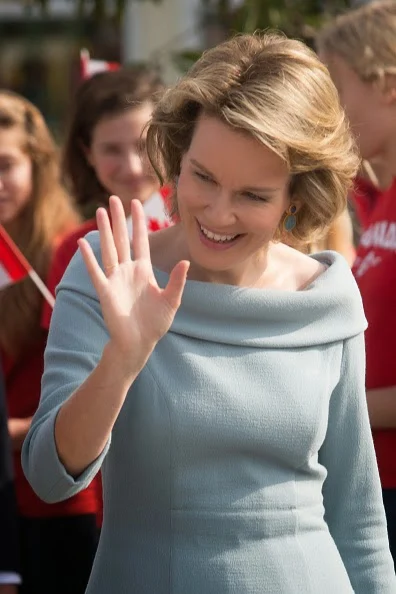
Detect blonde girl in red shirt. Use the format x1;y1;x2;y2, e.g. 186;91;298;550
318;0;396;566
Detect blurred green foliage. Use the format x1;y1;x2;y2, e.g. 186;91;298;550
172;0;356;72
26;0;357;71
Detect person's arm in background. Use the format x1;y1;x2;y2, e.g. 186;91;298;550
326;208;356;267
0;362;21;593
366;387;396;428
7;417;33;451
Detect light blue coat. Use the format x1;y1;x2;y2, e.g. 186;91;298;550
22;233;396;593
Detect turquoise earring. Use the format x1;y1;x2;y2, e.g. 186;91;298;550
284;204;297;232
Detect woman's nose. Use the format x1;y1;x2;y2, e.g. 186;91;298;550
204;190;237;227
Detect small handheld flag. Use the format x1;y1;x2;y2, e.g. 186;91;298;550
80;48;120;80
0;225;55;308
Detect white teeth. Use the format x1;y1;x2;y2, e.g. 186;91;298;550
200;225;237;242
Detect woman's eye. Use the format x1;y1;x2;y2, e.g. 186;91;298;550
243;192;268;202
0;161;12;173
194;171;213;183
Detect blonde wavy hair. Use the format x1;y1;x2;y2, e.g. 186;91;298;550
147;32;360;245
0;91;80;358
317;0;396;84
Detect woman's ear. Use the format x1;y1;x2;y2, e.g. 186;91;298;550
288;198;302;213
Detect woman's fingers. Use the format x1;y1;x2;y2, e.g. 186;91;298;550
78;238;107;294
96;207;119;276
162;260;190;310
109;195;131;264
131;199;151;261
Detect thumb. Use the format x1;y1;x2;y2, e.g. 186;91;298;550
162;260;190;311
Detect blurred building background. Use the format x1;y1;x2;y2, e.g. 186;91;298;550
0;0;122;138
0;0;376;139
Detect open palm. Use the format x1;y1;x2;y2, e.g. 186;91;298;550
78;196;189;369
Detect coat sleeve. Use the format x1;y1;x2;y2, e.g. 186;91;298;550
22;231;112;504
319;332;396;593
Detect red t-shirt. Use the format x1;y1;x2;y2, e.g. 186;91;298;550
353;179;396;489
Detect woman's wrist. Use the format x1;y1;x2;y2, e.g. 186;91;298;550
101;340;153;384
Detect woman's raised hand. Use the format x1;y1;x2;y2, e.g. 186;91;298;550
78;195;189;371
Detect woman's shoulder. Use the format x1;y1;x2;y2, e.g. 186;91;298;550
272;243;367;334
287;248;367;347
271;243;328;291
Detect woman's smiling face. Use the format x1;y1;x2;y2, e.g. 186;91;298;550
177;113;292;284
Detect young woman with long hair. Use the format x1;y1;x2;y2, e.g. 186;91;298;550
0;90;98;594
42;66;169;329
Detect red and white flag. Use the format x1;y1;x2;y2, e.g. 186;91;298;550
0;225;29;289
80;48;120;80
0;225;54;307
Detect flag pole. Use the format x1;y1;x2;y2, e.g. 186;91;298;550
0;224;55;309
80;47;90;80
28;270;55;309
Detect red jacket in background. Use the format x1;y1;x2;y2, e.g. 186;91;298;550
3;336;99;519
353;178;396;489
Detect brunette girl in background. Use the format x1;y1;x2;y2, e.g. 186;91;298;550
42;66;168;331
